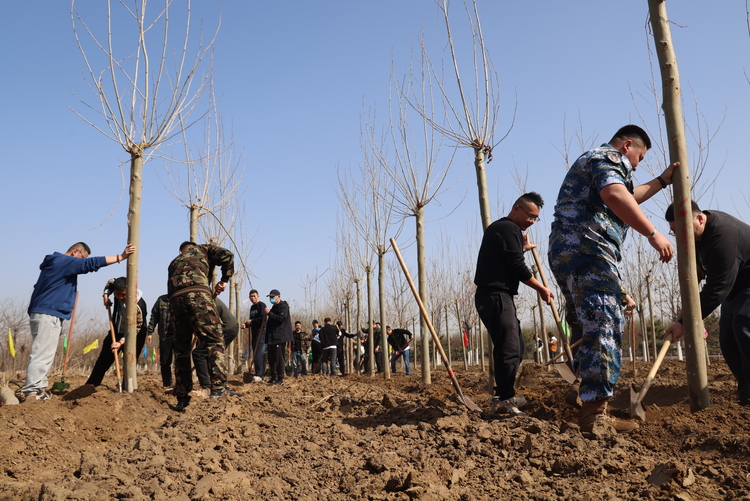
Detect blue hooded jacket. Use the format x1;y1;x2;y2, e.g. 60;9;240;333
28;252;107;319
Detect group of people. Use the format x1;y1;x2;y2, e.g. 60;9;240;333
21;240;250;411
20;236;412;410
476;124;750;433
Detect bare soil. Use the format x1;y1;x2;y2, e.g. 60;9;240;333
1;359;749;501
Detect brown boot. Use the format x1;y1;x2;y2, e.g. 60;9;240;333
579;400;638;434
564;378;582;409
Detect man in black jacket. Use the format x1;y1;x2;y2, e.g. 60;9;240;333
264;289;293;385
241;289;267;382
318;318;339;376
86;277;148;387
474;192;553;416
665;201;750;405
386;326;412;375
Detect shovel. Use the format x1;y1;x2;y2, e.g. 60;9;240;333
530;246;577;383
107;303;123;393
390;238;481;412
243;313;267;383
630;339;671;421
52;291;79;392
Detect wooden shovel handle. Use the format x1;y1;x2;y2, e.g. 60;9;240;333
634;340;671;407
106;302;123;384
530;245;575;363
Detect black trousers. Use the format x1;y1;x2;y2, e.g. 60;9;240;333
475;290;524;400
86;329;148;387
194;325;239;388
267;343;286;382
159;336;175;387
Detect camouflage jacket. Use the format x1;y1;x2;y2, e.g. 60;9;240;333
167;244;234;298
549;144;634;264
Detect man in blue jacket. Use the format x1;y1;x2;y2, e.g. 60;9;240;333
22;242;135;400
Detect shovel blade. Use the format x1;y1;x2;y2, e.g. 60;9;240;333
552;362;577;384
630;382;646;421
460;393;482;412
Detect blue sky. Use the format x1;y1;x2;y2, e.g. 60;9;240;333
2;1;749;320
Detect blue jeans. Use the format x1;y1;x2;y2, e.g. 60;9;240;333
292;350;307;376
390;349;411;375
252;331;266;379
22;313;63;395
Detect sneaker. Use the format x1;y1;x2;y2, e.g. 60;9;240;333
267;379;277;384
174;398;190;412
273;380;284;386
35;391;52;401
252;376;263;383
490;397;527;416
210;387;243;399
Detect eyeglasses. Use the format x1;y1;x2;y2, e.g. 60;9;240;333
516;204;540;222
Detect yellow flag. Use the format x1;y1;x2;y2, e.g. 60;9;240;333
8;328;15;358
83;339;99;355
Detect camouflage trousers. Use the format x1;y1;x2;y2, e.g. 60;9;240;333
549;250;624;402
170;292;226;398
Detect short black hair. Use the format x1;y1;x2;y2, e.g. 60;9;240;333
249;289;259;296
112;277;127;292
665;200;702;222
312;319;319;325
294;321;301;326
67;242;92;255
611;124;651;150
515;192;544;209
336;320;342;327
324;317;332;323
179;241;197;252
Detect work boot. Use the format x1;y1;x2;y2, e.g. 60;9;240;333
210;387;243;399
579;400;638;434
564;378;582;409
174;397;191;412
490;397;527;416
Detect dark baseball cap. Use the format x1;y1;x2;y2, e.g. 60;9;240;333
267;289;281;297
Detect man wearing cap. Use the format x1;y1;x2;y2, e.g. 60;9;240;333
264;289;293;385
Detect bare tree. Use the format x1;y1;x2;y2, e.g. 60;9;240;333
367;60;457;384
337;142;398;377
71;0;217;391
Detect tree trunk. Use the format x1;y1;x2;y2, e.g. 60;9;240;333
189;205;198;242
378;246;390;379
647;274;657;361
455;301;468;371
648;0;709;412
366;267;375;376
354;279;362;373
344;298;352;374
124;152;143;392
479;321;486;371
444;305;452;366
416;207;431;384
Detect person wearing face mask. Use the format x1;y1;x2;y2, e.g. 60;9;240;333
85;276;149;387
264;289;293;385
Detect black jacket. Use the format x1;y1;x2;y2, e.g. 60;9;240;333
387;329;412;352
697;210;750;316
474;217;532;295
319;324;339;348
265;300;293;345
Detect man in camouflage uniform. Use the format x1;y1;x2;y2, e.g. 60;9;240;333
168;241;240;411
548;125;676;433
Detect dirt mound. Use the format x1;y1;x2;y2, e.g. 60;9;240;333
2;360;749;500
